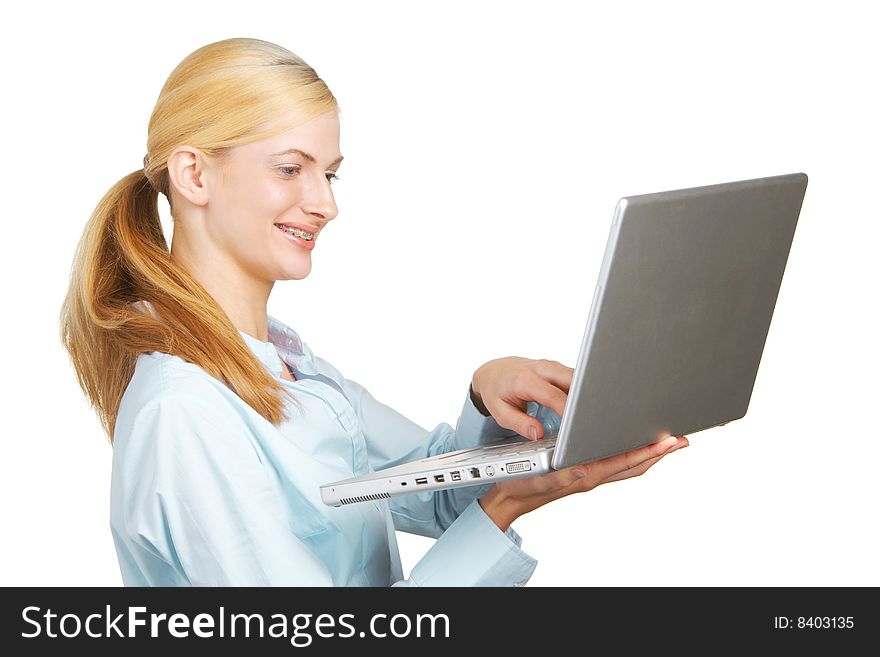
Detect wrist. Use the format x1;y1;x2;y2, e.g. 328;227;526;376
478;485;518;533
469;382;491;417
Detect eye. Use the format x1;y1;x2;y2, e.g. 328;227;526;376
279;165;341;185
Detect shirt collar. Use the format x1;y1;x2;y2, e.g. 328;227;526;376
238;314;318;377
132;300;315;377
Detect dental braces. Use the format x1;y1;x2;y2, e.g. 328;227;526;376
276;224;315;240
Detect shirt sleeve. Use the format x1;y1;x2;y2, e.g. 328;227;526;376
112;392;336;586
315;357;538;586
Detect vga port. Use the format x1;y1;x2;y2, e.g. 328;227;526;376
505;460;532;474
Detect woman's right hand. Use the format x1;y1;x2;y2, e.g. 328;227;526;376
478;434;689;532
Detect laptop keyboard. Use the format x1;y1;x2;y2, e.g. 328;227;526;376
435;437;557;464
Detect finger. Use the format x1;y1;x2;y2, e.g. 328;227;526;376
521;466;597;506
516;439;678;506
533;359;575;396
489;380;567;439
527;436;689;504
520;365;571;418
600;452;664;483
513;376;568;437
602;436;689;483
604;437;689;482
574;435;683;481
538;462;612;501
483;399;537;438
524;468;585;499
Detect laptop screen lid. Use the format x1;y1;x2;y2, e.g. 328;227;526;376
552;172;808;469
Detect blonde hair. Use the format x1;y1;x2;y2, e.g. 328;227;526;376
59;37;339;444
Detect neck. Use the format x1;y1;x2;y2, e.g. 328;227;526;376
170;232;274;342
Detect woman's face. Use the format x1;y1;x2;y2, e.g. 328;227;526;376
169;109;342;285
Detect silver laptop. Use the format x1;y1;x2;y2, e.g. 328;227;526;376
321;172;808;507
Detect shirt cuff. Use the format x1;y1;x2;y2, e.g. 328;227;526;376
406;498;538;586
469;382;491;416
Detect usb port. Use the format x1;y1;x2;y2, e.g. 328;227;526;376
469;467;481;479
434;474;445;483
450;471;461;482
415;477;428;485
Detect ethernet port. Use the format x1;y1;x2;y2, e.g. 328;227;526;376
469;467;481;479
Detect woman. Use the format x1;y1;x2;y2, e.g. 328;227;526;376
59;37;688;586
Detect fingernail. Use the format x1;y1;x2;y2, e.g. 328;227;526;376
529;426;538;440
660;436;678;449
573;467;587;478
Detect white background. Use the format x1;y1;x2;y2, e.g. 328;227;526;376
2;0;877;586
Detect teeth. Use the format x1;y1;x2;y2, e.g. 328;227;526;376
275;224;315;240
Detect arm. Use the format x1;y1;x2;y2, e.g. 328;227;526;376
313;354;519;536
112;383;536;587
312;356;538;586
111;393;335;586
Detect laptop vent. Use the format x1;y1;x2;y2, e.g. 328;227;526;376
338;491;391;506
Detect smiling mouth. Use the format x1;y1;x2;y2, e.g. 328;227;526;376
274;224;316;241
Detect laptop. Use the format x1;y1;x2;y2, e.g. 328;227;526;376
321;172;809;507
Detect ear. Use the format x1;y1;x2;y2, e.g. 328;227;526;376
166;145;211;208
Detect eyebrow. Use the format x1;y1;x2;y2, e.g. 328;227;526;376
269;147;344;167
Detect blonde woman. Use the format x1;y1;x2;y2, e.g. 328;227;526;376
60;38;688;586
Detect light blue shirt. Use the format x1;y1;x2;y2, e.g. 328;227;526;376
110;303;539;586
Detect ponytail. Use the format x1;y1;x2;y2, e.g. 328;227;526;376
59;165;301;445
61;37;337;444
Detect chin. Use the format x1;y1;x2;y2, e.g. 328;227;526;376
275;263;312;282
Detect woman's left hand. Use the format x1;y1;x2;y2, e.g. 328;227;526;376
472;356;573;440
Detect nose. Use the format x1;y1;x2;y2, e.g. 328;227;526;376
300;172;339;224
